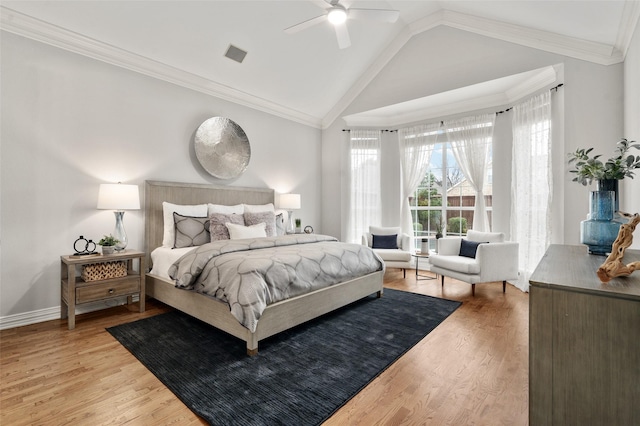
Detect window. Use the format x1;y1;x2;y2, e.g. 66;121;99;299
409;123;493;250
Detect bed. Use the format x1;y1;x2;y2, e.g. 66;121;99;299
144;180;384;355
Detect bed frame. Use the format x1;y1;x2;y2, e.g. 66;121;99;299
144;180;384;355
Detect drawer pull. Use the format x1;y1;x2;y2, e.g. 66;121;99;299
108;289;115;294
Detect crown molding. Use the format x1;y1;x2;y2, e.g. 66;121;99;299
616;1;640;57
0;6;323;129
414;10;624;66
505;66;558;103
324;7;626;128
342;65;558;128
343;92;508;128
1;5;629;132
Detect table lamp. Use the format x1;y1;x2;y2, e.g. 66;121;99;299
97;183;140;251
279;193;300;234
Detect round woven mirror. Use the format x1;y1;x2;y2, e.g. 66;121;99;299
194;117;251;179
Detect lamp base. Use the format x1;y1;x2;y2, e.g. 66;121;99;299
113;211;128;251
286;211;295;234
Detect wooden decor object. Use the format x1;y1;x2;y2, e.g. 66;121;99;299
597;212;640;283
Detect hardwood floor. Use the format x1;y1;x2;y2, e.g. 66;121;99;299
1;271;529;425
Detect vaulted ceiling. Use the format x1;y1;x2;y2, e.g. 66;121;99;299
2;1;638;128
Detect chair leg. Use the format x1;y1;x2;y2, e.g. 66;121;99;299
441;275;445;288
472;284;475;296
403;268;406;278
503;280;506;293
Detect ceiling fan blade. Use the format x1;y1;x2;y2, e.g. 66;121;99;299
348;8;400;23
334;23;351;49
284;14;327;34
312;0;333;9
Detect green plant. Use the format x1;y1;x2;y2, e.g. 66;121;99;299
295;218;301;227
434;215;443;235
448;217;468;234
568;138;640;185
98;234;120;246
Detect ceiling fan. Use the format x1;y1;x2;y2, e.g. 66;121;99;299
284;0;400;49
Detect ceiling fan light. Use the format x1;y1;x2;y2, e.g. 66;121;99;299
328;7;347;25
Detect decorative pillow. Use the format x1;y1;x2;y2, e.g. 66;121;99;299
372;234;398;249
243;203;275;213
226;222;267;240
275;213;286;236
368;226;402;248
244;211;277;237
459;239;487;258
173;213;210;248
209;213;245;241
207;203;244;216
162;202;208;247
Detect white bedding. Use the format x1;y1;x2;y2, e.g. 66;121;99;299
150;246;197;279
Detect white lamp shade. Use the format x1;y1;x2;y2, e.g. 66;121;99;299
279;193;301;210
97;183;140;210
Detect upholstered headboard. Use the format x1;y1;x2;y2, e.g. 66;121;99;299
144;180;275;268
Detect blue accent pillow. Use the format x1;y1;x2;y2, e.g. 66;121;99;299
372;234;398;249
459;239;486;258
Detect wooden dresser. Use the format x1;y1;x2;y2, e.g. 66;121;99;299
529;244;640;425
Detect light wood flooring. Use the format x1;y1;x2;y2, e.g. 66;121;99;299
1;271;529;425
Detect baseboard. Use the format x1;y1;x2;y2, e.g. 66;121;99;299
0;295;140;330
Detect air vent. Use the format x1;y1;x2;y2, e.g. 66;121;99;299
225;45;247;63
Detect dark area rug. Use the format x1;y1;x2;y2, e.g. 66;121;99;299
107;289;461;425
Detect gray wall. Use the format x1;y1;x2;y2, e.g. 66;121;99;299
322;26;625;247
0;33;321;320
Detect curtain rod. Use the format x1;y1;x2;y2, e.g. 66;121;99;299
341;129;397;132
496;83;564;115
343;83;564;129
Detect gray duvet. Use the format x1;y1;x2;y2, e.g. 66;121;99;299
168;234;384;332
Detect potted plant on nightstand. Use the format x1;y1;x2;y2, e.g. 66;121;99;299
98;234;120;255
295;218;302;233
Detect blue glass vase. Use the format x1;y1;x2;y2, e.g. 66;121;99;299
580;190;621;255
597;179;626;224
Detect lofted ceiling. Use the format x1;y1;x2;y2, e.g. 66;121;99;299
1;1;639;129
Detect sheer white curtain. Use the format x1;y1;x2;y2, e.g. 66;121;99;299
347;130;381;243
399;123;439;236
511;91;552;292
444;114;495;232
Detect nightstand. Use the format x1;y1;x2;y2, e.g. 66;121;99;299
60;250;145;329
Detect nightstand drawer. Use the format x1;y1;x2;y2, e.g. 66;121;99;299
76;278;140;304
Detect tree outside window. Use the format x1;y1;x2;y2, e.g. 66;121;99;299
409;141;492;251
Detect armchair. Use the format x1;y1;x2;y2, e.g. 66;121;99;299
362;226;412;278
429;230;519;296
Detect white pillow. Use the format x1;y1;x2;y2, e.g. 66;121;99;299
226;222;267;239
162;202;208;247
207;203;244;216
243;203;275;213
467;230;505;243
